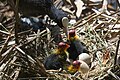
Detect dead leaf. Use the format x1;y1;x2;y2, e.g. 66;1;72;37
102;50;110;65
74;0;84;18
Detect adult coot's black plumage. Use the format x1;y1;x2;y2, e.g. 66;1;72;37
20;17;45;32
7;0;68;28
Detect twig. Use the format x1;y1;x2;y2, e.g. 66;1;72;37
14;0;20;44
11;30;49;77
92;9;116;20
114;35;120;66
93;29;107;47
0;23;9;32
116;0;120;8
34;58;50;77
110;10;120;16
104;18;119;39
107;69;120;80
0;45;15;66
70;0;77;17
17;29;32;35
0;30;10;35
0;53;16;72
7;0;19;44
0;23;14;55
15;46;36;64
73;13;96;27
0;35;11;55
74;12;103;29
19;30;46;48
0;72;13;80
12;67;21;80
18;77;55;80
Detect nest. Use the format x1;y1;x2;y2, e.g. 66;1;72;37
0;0;120;80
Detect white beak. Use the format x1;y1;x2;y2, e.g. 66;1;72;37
62;17;69;38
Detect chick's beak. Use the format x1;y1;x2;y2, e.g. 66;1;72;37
62;17;69;38
66;44;70;49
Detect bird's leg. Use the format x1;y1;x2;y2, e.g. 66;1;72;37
63;26;68;38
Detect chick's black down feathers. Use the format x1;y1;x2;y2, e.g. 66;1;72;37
43;42;70;70
67;29;89;61
43;54;66;70
67;40;86;60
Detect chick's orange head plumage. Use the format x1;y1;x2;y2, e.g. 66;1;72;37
67;60;81;74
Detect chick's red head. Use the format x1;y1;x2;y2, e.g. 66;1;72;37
73;60;81;69
69;29;76;37
58;42;70;50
